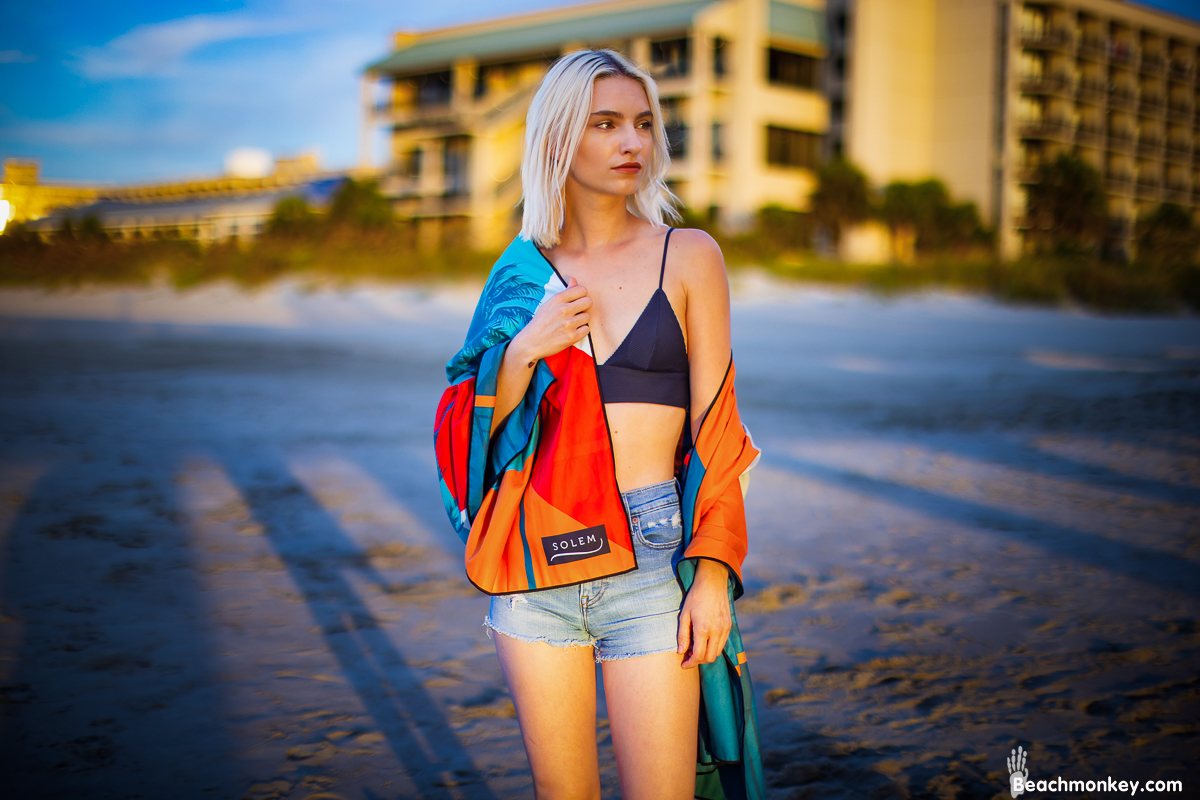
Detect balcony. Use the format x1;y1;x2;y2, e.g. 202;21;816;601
1168;61;1194;82
1019;117;1073;140
1167;101;1193;121
1106;174;1134;194
374;83;536;131
380;173;421;198
1137;136;1163;156
375;99;457;128
1139;52;1166;75
1016;163;1041;183
1164;184;1191;204
1077;80;1107;103
1076;125;1105;145
1019;72;1072;96
1078;36;1107;61
1109;87;1136;108
1021;27;1074;51
391;193;472;218
1138;95;1165;116
1107;130;1136;151
1165;145;1193;164
1109;42;1136;66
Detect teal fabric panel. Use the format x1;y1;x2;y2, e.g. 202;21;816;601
446;236;553;384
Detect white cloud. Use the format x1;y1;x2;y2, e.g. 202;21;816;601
3;0;600;182
0;50;37;64
74;13;304;79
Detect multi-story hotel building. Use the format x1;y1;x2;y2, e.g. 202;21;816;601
11;155;349;243
362;0;829;249
826;0;1200;259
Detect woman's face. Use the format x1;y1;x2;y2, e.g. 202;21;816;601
568;75;655;198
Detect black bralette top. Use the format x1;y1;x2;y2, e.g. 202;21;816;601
594;228;689;408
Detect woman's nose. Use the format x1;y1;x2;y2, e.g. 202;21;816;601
619;123;642;155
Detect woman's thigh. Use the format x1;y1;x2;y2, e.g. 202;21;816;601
602;650;699;800
493;632;601;800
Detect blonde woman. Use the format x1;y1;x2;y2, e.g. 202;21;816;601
435;49;762;800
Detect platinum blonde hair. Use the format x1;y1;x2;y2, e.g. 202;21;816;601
519;49;680;248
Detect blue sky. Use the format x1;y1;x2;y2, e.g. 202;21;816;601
2;0;1198;184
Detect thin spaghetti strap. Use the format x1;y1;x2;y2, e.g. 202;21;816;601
659;227;674;288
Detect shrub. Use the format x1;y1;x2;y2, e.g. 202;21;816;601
810;159;871;250
1025;153;1107;255
265;196;319;239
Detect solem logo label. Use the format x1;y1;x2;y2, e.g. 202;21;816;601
542;525;610;565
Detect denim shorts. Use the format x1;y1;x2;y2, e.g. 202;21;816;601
484;478;685;662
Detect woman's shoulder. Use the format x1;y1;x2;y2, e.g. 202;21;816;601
666;226;728;290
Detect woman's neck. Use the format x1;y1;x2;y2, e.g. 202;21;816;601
556;180;644;254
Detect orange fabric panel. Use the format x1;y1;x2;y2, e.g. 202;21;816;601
688;362;760;582
465;456;534;594
530;346;632;558
523;484;636;587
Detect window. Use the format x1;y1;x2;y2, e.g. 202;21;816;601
766;126;820;168
661;98;687;159
768;48;819;89
713;37;727;78
712;122;724;163
399;148;423;179
443;136;470;196
651;37;690;78
412;71;452;108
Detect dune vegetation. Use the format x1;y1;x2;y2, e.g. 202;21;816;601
2;170;1198;313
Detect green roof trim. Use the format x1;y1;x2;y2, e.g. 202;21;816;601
768;1;827;48
366;0;714;75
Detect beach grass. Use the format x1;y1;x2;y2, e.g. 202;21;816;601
2;227;1197;313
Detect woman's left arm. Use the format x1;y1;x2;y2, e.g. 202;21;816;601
674;229;735;670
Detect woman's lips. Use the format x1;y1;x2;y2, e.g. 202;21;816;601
613;163;642;174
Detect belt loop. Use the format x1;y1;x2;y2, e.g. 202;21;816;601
620;489;633;525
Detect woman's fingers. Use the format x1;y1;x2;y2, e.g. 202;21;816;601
521;277;590;358
677;609;692;656
559;286;588;303
679;613;731;668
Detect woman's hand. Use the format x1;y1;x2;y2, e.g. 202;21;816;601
510;276;592;365
677;559;732;669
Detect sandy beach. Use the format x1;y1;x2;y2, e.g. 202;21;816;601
1;277;1197;799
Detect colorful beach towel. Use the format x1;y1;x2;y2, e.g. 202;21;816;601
434;234;764;799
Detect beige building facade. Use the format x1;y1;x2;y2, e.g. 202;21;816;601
827;0;1200;259
363;0;830;249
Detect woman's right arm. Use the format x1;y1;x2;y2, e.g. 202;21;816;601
490;276;591;436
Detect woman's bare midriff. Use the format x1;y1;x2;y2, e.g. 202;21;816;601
605;402;687;494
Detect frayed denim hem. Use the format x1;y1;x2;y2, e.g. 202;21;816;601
595;644;681;663
482;615;598;654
